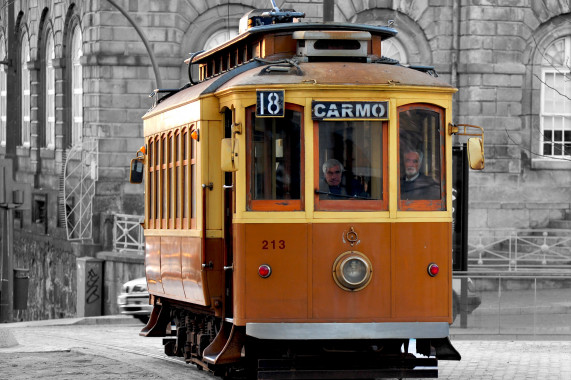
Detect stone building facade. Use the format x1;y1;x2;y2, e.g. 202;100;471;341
0;0;569;320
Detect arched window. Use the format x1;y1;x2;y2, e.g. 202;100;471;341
0;36;6;147
382;38;408;64
203;28;238;51
71;24;83;145
45;30;56;149
540;36;571;158
21;32;31;147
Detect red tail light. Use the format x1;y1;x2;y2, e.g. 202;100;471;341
258;264;272;278
427;263;439;277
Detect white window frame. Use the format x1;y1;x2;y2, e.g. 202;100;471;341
45;31;56;149
381;38;408;65
539;36;571;159
0;36;6;147
21;33;31;147
71;24;83;146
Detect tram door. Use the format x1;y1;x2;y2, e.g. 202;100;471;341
223;108;234;318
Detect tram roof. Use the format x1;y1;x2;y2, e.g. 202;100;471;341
144;61;455;119
189;22;399;64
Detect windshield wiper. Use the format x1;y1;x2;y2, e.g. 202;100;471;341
315;190;374;200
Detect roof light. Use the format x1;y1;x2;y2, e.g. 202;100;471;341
258;264;272;278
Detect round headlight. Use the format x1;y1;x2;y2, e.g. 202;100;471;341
333;251;373;291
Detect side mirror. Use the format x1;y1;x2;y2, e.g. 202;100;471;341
129;157;145;183
467;137;485;170
221;138;239;172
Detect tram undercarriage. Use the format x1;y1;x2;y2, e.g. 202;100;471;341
141;301;459;379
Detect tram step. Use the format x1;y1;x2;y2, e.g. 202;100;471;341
257;357;438;379
258;367;437;379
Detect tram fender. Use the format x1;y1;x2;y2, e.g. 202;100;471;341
416;337;461;361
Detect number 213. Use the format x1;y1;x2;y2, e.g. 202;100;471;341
262;240;285;250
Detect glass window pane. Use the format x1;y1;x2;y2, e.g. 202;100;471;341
250;109;301;201
544;143;552;155
318;121;382;200
399;107;442;201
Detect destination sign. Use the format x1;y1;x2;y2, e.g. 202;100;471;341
312;101;389;120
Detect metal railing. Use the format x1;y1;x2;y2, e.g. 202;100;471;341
113;214;144;254
452;272;571;337
468;229;571;271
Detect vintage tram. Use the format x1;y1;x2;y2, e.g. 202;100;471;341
130;4;485;379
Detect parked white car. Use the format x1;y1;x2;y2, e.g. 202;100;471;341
117;277;152;323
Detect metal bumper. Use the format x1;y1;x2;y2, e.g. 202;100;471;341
246;322;449;340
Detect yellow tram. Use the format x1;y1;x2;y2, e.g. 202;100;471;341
130;6;484;379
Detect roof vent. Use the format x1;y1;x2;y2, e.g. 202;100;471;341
293;31;371;60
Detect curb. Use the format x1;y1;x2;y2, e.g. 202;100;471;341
0;315;139;328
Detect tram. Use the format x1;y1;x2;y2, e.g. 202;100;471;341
129;4;485;379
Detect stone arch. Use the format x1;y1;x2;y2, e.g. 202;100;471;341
353;8;432;65
179;4;255;85
522;13;571;169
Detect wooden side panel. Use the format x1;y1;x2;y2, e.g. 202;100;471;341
243;224;308;320
160;236;184;298
311;223;391;320
233;224;246;322
205;238;225;308
145;236;164;294
181;237;208;305
392;222;451;320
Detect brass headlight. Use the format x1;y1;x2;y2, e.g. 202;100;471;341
332;251;373;291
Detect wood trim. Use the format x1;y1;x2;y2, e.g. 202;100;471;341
314;120;389;211
246;103;305;211
397;103;446;212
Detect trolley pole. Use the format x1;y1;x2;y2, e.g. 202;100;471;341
0;159;27;323
323;0;335;22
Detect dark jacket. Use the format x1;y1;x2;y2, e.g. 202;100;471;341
401;173;441;200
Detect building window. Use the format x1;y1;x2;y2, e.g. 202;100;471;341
21;32;31;147
0;36;6;147
540;36;571;158
71;24;83;145
381;38;408;64
203;28;238;51
45;31;56;149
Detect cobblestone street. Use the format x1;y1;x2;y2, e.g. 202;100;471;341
1;317;570;379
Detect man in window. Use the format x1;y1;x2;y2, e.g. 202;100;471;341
401;149;440;200
320;158;347;199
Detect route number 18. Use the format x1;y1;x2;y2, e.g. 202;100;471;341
256;90;284;117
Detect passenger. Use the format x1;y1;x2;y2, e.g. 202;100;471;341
401;150;440;200
320;159;347;199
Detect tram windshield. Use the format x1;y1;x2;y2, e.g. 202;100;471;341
399;104;444;210
247;105;303;210
316;120;386;210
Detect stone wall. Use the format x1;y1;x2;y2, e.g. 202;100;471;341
96;251;145;316
12;232;76;321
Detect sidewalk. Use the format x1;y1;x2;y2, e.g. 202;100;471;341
0;315;139;350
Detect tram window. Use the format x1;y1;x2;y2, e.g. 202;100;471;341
247;104;303;211
315;120;387;211
398;104;444;210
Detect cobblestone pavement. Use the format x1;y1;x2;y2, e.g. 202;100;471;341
1;317;570;379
